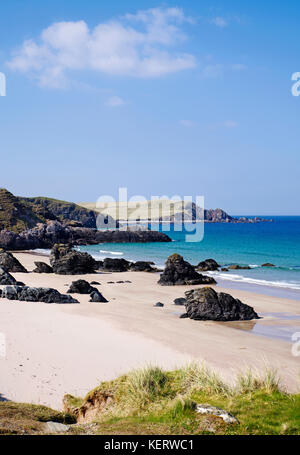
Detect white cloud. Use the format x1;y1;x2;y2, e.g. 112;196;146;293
105;95;125;107
7;7;196;88
211;17;228;28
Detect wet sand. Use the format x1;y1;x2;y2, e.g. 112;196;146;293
1;252;300;409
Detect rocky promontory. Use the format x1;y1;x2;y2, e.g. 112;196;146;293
0;220;171;251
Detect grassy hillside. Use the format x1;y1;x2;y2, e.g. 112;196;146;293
2;363;300;435
0;188;45;233
0;189;98;233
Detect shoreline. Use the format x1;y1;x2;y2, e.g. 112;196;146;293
24;247;300;301
1;252;300;410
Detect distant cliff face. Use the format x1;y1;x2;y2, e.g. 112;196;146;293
0;189;99;232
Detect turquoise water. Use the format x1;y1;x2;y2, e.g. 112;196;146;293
78;217;300;300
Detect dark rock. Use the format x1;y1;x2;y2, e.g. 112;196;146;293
16;281;25;286
180;313;189;319
262;263;275;267
96;261;104;269
116;281;125;284
1;285;79;304
228;265;251;270
197;259;220;272
221;268;229;272
0;267;18;285
0;220;171;251
0;249;27;273
107;281;114;284
130;261;157;272
89;290;108;303
174;298;186;306
67;279;97;294
125;280;132;283
158;254;216;286
154;302;164;307
184;287;259;321
100;258;131;272
50;244;98;275
90;281;100;285
33;261;53;274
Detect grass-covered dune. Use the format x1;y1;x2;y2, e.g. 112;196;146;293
1;363;300;435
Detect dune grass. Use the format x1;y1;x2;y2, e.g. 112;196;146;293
2;363;300;435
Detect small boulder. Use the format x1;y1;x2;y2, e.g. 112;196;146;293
154;302;164;307
197;259;220;272
89;290;108;303
130;261;157;272
228;264;251;270
184;287;259;321
0;249;27;273
221;268;229;272
158;254;216;286
44;421;70;434
99;258;130;272
195;404;239;424
67;279;97;294
174;298;186;306
33;261;53;274
262;263;275;267
90;281;100;285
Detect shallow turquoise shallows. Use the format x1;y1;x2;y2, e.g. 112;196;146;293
78;216;300;300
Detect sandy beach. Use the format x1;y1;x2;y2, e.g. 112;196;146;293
1;252;300;410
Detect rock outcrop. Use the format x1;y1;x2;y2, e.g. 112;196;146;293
228;265;251;270
174;298;186;306
50;244;98;275
0;220;171;251
183;287;259;321
33;261;53;274
89;290;108;303
0;249;27;273
130;261;157;272
195;404;239;424
0;267;18;285
262;263;275;267
197;259;220;272
67;279;97;294
158;254;216;286
100;258;131;272
0;285;78;303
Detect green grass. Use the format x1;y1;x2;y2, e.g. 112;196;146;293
2;363;300;435
0;401;75;435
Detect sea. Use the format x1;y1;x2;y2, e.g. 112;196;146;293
77;216;300;301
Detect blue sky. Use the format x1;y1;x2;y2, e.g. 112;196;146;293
0;0;299;215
